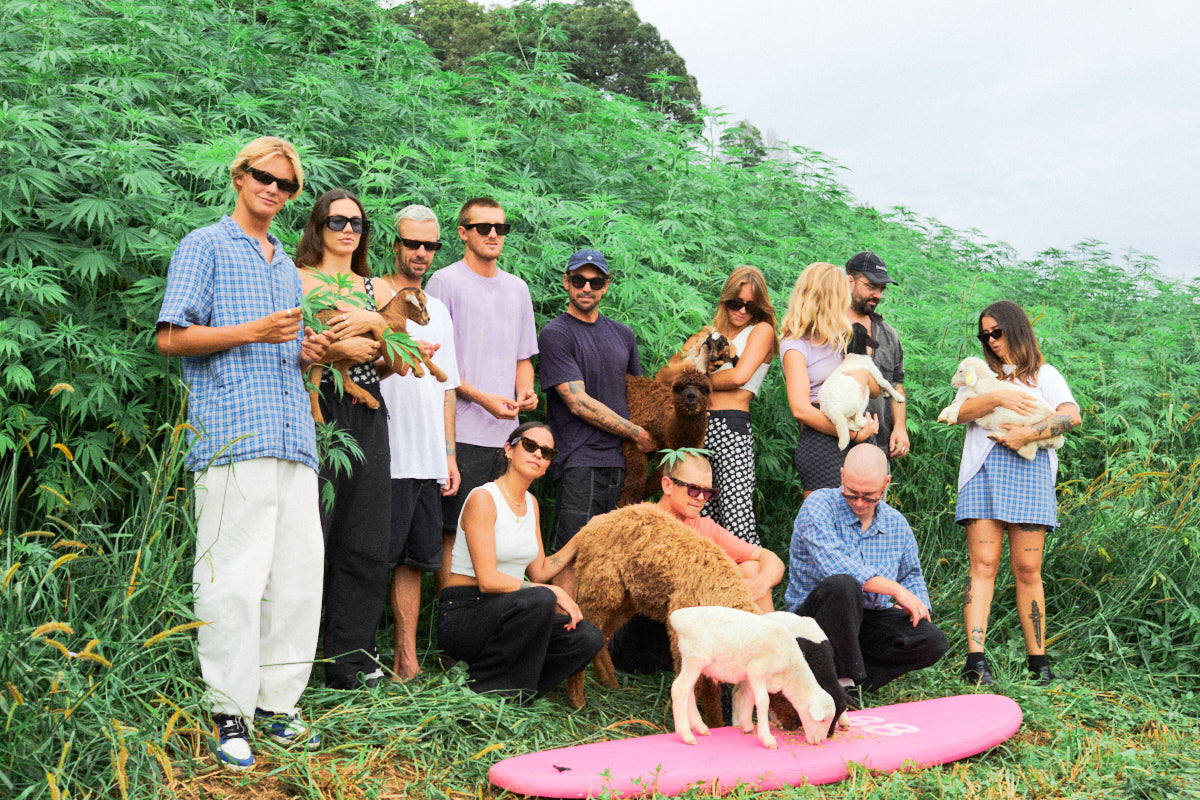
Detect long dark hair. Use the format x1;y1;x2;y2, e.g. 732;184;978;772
295;189;371;277
979;300;1044;385
490;421;553;481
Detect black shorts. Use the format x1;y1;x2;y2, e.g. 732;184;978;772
389;478;443;571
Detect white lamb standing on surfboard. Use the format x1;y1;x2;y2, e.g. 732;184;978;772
936;356;1063;460
669;606;836;750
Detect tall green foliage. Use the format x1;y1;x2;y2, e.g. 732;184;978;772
1;0;1197;795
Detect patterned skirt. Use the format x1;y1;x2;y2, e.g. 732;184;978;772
955;444;1058;528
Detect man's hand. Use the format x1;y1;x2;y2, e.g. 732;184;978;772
416;339;440;360
299;327;331;368
252;306;303;344
893;586;931;627
478;392;519;420
515;387;538;412
634;427;657;454
744;573;774;605
442;457;461;497
889;427;910;458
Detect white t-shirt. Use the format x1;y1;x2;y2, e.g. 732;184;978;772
378;294;461;482
712;324;771;397
450;483;539;582
956;363;1077;489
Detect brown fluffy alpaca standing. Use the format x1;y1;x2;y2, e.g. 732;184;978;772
618;367;711;506
564;504;756;724
307;287;447;423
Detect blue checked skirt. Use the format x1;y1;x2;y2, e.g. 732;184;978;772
956;444;1058;528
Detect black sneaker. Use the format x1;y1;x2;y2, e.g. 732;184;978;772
213;714;254;770
1030;665;1056;686
962;659;995;686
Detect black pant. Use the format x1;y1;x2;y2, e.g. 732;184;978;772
441;444;501;534
796;574;948;691
437;585;603;700
608;613;674;675
553;466;624;549
319;383;392;687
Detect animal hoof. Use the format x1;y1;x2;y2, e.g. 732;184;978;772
760;736;778;750
680;734;697;746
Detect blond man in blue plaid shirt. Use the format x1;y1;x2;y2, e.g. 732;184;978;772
784;444;946;707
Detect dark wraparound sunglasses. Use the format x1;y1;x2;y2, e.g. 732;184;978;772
241;163;301;194
513;436;557;461
462;222;511;236
723;298;761;316
568;274;608;290
322;215;369;234
669;476;719;501
400;237;442;251
977;329;1004;343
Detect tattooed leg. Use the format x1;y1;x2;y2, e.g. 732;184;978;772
1009;524;1048;655
964;520;1003;653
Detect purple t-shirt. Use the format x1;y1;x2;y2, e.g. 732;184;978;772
425;260;538;447
538;313;642;481
780;337;843;402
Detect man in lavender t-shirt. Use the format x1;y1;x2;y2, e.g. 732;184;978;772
424;197;538;590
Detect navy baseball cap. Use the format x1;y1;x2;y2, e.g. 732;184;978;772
566;249;609;275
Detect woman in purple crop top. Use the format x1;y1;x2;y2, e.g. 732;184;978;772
779;262;880;498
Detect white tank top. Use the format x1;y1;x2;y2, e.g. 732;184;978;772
450;483;539;581
713;324;771;396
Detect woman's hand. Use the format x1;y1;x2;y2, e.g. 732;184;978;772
329;308;386;340
549;585;583;630
852;412;881;443
988;389;1043;417
989;423;1034;451
329;335;380;364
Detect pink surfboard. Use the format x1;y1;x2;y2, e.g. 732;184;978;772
489;694;1021;798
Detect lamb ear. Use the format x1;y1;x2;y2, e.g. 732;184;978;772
965;369;975;386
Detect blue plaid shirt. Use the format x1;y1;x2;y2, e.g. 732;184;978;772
157;215;318;472
784;487;931;612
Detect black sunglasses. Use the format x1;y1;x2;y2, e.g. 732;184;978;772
977;329;1004;343
462;222;511;236
568;274;608;290
513;436;557;461
322;215;369;234
723;298;761;316
241;163;301;194
400;237;442;252
669;476;719;501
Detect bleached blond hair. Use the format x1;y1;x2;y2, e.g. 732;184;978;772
778;261;851;350
228;136;304;195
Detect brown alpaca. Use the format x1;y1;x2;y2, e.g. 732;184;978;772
564;504;757;725
654;327;738;382
307;287;447;423
618;367;711;507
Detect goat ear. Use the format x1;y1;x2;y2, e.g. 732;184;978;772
406;294;420;307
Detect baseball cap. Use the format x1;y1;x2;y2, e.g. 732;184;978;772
566;249;609;275
845;251;898;285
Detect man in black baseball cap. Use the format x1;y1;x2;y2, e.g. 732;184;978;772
845;252;908;460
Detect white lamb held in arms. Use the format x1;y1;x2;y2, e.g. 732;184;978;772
669;606;835;750
937;356;1064;460
818;323;906;451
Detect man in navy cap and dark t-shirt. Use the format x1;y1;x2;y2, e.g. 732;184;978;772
537;249;657;583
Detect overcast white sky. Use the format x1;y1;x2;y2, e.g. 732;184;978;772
631;0;1200;280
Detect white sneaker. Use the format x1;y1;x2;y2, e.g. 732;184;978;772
213;715;254;770
255;708;321;749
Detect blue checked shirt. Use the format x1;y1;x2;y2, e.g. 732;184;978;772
157;215;318;472
784;487;931;612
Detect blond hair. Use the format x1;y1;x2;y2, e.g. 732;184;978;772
778;262;851;350
228;136;304;195
710;265;780;359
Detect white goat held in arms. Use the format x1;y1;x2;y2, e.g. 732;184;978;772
817;324;905;450
937;356;1063;461
669;606;835;750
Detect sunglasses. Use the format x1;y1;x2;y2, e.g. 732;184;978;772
568;274;608;290
723;298;761;316
322;215;369;234
669;476;719;502
242;164;301;195
977;329;1004;343
513;436;557;461
400;237;442;252
462;222;511;236
840;487;883;505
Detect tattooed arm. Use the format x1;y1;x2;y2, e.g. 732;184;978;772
554;380;657;453
991;403;1081;451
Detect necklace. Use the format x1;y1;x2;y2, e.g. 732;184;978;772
496;476;526;513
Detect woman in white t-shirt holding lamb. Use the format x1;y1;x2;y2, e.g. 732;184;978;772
945;300;1081;687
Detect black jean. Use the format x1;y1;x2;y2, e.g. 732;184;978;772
441;443;501;534
552;466;624;549
437;585;604;699
795;574;948;691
